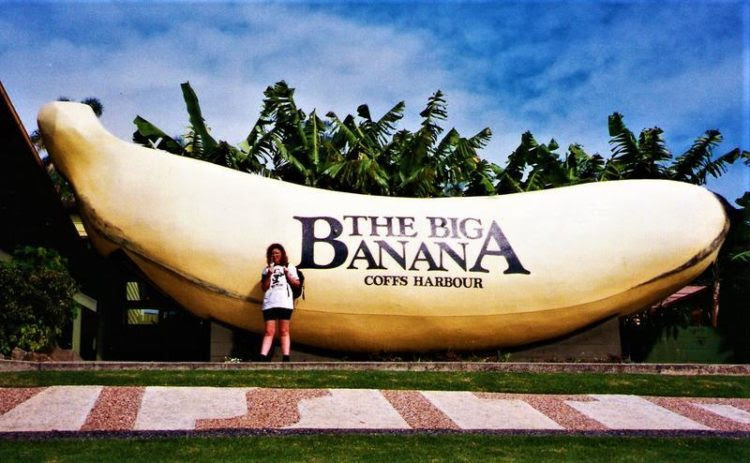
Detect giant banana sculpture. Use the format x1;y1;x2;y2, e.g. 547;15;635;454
38;102;729;352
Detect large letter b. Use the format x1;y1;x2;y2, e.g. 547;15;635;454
294;216;348;269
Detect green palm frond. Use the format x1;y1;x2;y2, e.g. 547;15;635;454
494;168;525;194
608;112;640;165
323;156;390;195
636;127;671;178
522;169;546;191
180;82;218;157
397;164;438;198
671;130;738;184
570;146;606;183
434;128;461;161
502;131;537;183
465;160;499;196
456;128;492;160
418;90;448;141
408;90;448;166
132;116;185;154
261;81;303;123
326;112;360;151
357;101;405;148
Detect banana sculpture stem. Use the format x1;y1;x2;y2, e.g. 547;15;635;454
38;102;729;352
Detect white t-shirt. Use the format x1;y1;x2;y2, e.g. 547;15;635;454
261;264;298;310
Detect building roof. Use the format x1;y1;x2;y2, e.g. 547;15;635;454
0;81;98;288
652;285;708;309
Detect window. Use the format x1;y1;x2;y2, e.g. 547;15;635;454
125;280;158;325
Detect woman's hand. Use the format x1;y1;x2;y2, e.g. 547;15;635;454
261;264;274;291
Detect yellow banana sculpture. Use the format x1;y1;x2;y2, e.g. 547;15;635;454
38;102;729;352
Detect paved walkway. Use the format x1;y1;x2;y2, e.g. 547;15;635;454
1;386;749;436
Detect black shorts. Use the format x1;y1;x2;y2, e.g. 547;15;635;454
262;307;293;321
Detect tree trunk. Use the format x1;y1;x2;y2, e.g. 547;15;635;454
711;262;721;328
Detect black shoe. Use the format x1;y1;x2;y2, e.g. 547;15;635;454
258;354;271;362
282;355;291;362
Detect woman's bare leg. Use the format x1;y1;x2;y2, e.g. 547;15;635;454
260;320;276;356
279;320;291;356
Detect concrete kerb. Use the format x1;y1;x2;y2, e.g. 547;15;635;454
1;359;749;375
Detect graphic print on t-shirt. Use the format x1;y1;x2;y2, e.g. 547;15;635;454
271;268;284;287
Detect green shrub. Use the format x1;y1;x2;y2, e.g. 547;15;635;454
0;246;79;356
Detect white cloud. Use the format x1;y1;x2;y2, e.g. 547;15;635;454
4;4;456;143
1;1;746;198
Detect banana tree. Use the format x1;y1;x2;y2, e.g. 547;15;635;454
380;91;494;197
391;91;446;197
323;107;393;195
133;82;266;174
321;91;494;197
605;112;744;186
669;130;742;185
464;158;503;196
494;132;571;193
256;81;345;189
606;112;672;179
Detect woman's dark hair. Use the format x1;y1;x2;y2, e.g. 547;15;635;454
266;243;289;266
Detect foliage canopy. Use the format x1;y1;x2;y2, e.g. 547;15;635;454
132;81;748;199
0;246;79;356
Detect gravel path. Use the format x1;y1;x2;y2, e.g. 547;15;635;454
381;390;459;429
477;393;606;431
1;387;750;436
196;389;328;429
648;397;750;432
0;388;43;415
81;387;144;431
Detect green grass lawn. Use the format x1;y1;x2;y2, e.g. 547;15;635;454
1;370;749;397
1;435;748;462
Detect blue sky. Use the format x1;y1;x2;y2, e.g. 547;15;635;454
2;0;748;201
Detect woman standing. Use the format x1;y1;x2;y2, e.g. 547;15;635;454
259;243;300;362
